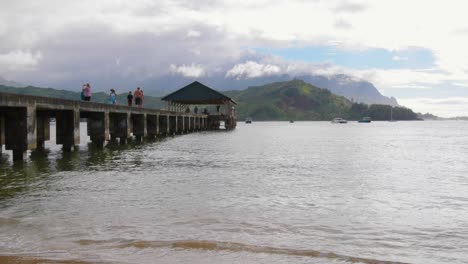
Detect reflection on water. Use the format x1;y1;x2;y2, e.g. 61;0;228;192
1;121;468;264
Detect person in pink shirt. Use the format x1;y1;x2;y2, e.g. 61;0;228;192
82;83;91;101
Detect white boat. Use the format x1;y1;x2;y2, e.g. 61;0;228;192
331;118;348;124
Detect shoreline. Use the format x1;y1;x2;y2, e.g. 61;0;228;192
0;255;96;264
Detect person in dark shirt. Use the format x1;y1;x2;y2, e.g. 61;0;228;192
127;91;133;107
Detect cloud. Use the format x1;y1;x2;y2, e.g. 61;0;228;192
170;63;205;77
389;84;432;90
333;1;368;13
417;98;468;105
226;61;282;79
334;20;352;30
399;97;468;117
392;56;408;61
0;50;42;71
186;30;201;38
453;28;468;35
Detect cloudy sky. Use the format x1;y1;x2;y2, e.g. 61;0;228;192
1;0;468;117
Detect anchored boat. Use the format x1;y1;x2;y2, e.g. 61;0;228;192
358;117;372;123
331;118;348;124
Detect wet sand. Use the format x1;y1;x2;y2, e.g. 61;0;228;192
0;256;94;264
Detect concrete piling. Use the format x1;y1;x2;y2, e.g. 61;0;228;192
190;117;195;132
56;109;80;151
36;112;50;150
109;113;131;144
4;106;37;160
87;112;109;147
0;114;5;154
146;114;158;139
169;115;177;135
158;115;168;136
132;113;146;142
177;116;183;134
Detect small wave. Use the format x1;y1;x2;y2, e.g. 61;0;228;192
0;255;98;264
0;217;20;225
76;239;408;264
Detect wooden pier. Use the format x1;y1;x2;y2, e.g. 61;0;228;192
0;92;209;161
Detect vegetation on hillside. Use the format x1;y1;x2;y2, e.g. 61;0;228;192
225;80;419;121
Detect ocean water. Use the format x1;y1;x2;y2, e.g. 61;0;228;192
0;121;467;264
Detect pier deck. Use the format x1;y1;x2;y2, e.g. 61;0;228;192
0;92;208;160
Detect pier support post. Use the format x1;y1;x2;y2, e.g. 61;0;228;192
87;112;109;147
147;114;158;139
158;114;167;136
187;116;191;132
0;114;4;154
169;115;177;135
166;114;170;135
156;114;160;136
56;108;80;151
132;113;146;142
4;105;37;161
110;113;131;144
176;116;182;134
190;116;195;132
36;113;50;150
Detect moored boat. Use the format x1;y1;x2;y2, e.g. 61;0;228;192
331;118;347;124
358;117;372;123
245;117;252;124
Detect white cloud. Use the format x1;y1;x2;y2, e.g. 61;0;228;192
0;50;42;71
170;63;205;78
390;84;432;90
186;30;201;38
226;61;281;79
334;20;352;30
333;1;368;13
349;68;450;92
399;97;468;117
392;56;408;61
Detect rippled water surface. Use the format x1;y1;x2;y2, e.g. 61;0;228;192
1;121;468;264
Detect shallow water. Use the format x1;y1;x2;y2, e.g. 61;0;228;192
1;121;468;264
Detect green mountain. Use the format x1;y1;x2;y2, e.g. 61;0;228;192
225;80;419;121
1;80;419;121
0;85;165;109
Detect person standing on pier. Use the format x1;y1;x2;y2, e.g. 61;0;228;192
127;91;133;107
134;87;144;108
82;83;91;101
110;89;117;105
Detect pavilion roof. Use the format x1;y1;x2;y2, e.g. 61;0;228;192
161;81;236;105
